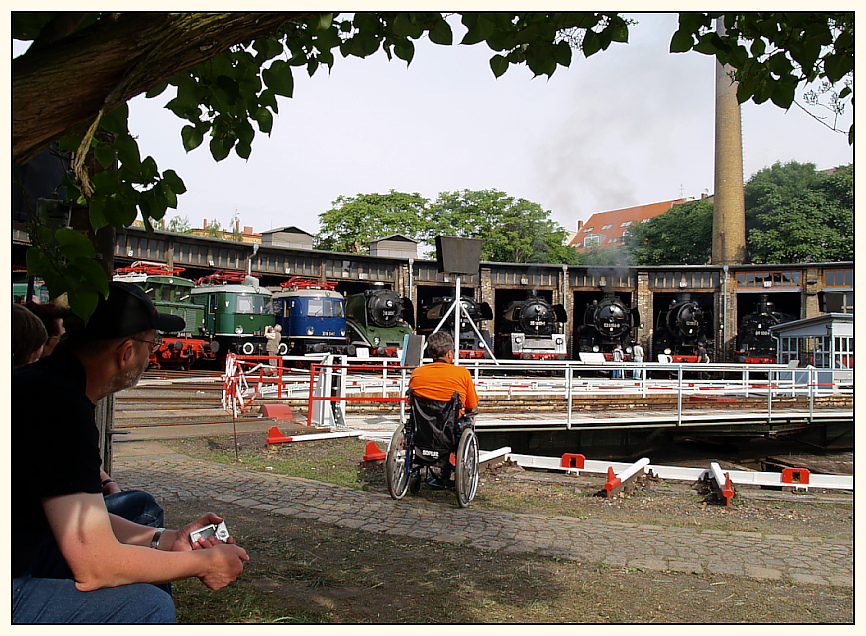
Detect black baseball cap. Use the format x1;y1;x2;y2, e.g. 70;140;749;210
65;281;185;341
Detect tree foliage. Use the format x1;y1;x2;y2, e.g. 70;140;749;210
164;215;192;233
316;191;431;253
670;12;853;141
625;199;715;265
625;162;853;265
425;189;578;264
746;162;853;263
11;11;853;318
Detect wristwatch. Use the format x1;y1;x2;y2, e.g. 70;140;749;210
150;528;165;549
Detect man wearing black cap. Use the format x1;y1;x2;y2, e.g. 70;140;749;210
11;282;250;623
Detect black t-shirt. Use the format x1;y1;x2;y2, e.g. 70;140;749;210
11;346;103;578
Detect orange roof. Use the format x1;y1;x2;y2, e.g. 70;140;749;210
570;198;689;250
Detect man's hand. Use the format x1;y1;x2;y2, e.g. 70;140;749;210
167;513;229;552
198;543;250;590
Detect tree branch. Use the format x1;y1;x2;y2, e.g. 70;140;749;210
13;11;309;164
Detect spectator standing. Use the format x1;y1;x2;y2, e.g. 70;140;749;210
611;344;624;379
25;301;71;358
632;341;645;379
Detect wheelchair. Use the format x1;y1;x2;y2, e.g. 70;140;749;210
385;388;480;508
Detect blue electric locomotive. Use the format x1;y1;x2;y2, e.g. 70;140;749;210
271;277;353;356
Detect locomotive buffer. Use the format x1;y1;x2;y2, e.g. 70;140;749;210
431;236;498;365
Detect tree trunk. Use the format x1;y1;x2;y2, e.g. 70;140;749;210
13;11;309;164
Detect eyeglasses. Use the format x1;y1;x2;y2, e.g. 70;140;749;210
131;336;162;352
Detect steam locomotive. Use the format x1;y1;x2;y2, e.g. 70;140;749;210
496;296;568;360
653;293;713;361
578;293;640;360
345;284;415;357
734;294;796;363
417;295;494;358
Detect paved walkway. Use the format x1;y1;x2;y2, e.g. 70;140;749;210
112;442;853;588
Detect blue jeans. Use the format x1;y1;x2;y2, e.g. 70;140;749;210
15;490;173;623
12;574;175;623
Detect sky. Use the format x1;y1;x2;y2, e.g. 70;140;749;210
22;12;857;236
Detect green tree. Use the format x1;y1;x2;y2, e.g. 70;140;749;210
12;11;852;318
746;162;853;263
164;215;192;233
204;219;224;238
316;191;431;253
625;199;714;265
426;189;577;264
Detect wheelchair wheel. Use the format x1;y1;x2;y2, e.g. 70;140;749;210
454;427;479;508
385;424;411;500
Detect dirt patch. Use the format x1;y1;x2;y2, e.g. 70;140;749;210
162;435;853;623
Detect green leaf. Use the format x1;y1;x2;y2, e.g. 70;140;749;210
429;18;453;45
161;169;187;195
66;282;101;322
210;134;234;162
55;227;95;260
252;107;273;134
490;54;509;78
669;28;694;53
114;133;141;170
101;104;129;134
88;196;108;230
181;125;204;152
393;39;415;63
582;30;601;57
94;143;116;170
262;59;294;97
461;15;494;45
145;81;168;98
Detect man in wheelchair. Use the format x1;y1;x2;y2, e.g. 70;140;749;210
407;331;479;489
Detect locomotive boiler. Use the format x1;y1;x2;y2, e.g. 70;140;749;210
578;293;640;359
653;293;713;361
496;295;568;360
417;295;494;358
734;294;796;363
345;284;415;357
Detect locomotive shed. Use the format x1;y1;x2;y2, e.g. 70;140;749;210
11;223;852;367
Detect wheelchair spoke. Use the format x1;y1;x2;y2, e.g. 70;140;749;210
455;427;479;507
385;424;411;500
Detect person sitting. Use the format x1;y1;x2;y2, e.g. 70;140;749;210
408;331;479;488
12;282;249;624
12;304;48;368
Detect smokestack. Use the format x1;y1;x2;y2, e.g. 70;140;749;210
712;17;747;265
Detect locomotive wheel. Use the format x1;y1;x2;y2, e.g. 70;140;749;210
278;342;288;356
240;341;255;355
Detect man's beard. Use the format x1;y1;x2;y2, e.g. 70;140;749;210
108;353;150;394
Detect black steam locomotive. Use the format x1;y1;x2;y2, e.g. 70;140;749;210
417;295;494;358
734;294;796;363
578;293;640;360
496;296;568;360
345;285;415;357
654;293;713;361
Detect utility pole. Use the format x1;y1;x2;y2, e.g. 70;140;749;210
712;17;747;265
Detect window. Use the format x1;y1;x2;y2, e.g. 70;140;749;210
736;271;801;288
583;234;601;248
601;224;613;230
825;269;853;287
641;218;651;223
583;226;594;233
620;221;632;227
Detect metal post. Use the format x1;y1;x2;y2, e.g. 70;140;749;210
676;365;683;426
454;274;461;364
